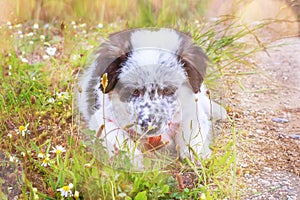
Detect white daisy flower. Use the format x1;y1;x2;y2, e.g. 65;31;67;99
56;92;70;100
20;56;29;63
37;152;45;158
16;123;30;136
50;145;66;155
46;47;57;56
9;155;19;163
33;23;39;29
43;55;50;60
40;35;45;41
57;183;73;197
27;32;34;37
47;97;55;103
41;156;51;167
71;54;80;61
97;23;103;29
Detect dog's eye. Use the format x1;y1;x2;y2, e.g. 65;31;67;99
162;87;174;96
132;89;141;97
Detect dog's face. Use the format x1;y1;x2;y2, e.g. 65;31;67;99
112;50;187;136
88;29;208;136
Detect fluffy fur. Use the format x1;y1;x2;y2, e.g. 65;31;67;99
77;28;226;167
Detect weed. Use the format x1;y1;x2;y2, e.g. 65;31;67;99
0;2;267;199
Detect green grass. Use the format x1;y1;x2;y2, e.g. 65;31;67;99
0;1;267;199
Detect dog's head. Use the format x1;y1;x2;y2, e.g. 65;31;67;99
90;28;208;136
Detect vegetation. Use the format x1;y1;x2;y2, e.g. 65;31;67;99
0;1;265;199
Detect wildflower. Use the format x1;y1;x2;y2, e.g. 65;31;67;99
46;47;57;56
43;55;50;60
56;92;70;100
71;54;80;61
101;73;108;92
15;24;22;28
32;187;38;193
20;56;29;63
9;155;19;163
44;42;50;47
57;183;73;197
84;163;91;168
79;23;86;28
27;32;34;37
33;194;39;200
16;123;30;136
74;191;80;198
29;41;34;45
71;21;76;25
17;30;22;35
38;152;45;158
40;35;45;41
47;97;55;103
7;133;12;138
97;23;103;29
33;23;39;29
7;21;11;26
200;193;206;200
50;145;66;155
41;156;51;167
32;187;39;199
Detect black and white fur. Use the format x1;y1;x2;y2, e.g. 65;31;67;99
77;28;226;166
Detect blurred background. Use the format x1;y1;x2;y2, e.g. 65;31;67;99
0;0;299;27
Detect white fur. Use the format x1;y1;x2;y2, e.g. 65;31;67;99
130;29;181;52
77;29;227;169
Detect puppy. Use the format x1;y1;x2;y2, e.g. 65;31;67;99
77;28;226;168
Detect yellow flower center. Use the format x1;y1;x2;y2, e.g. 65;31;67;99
19;126;26;131
56;149;62;154
43;157;50;163
62;186;70;191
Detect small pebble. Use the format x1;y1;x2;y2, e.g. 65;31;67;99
272;118;289;123
289;134;300;140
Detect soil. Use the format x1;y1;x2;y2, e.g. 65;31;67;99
225;37;300;199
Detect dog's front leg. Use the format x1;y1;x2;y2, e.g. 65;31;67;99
90;110;144;170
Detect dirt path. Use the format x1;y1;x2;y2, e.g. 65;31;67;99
226;37;300;199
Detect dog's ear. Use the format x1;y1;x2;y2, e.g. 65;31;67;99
93;31;132;93
177;34;208;93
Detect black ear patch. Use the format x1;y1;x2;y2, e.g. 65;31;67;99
99;54;128;93
180;57;204;93
176;33;208;93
